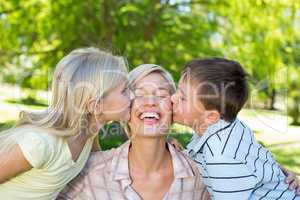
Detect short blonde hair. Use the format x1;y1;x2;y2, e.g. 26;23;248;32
128;64;176;94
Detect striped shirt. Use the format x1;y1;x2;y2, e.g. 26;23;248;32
57;141;211;200
186;118;300;200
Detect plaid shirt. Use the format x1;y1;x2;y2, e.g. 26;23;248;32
57;141;210;200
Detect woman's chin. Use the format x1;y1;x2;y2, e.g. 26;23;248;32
139;133;166;138
139;128;168;137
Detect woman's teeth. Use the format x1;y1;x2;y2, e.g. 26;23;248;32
139;112;160;125
139;112;160;120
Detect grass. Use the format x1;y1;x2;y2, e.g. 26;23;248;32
269;146;300;175
0;121;15;131
0;101;46;122
0;95;299;176
6;97;48;107
99;133;193;151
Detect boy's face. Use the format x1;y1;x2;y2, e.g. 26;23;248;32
171;76;220;133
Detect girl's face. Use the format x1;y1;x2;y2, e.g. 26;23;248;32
96;80;131;123
129;72;173;137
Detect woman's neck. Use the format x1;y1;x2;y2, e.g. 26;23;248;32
128;136;170;173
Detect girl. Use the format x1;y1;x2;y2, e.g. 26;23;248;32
0;47;131;200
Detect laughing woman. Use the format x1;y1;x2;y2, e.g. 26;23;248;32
0;47;131;200
58;64;210;200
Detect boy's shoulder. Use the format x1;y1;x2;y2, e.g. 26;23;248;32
187;118;257;158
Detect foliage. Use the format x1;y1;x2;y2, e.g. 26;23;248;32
1;0;300;123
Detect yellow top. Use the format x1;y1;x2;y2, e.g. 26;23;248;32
0;127;95;200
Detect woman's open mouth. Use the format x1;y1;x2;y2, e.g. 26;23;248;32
139;111;161;125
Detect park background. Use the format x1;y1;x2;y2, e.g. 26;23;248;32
0;0;299;176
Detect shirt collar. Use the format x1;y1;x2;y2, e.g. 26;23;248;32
187;118;236;156
167;142;196;179
110;141;196;182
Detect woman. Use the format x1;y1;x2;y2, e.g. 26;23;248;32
58;64;211;200
0;47;131;200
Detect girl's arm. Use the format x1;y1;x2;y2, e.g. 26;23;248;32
0;145;32;183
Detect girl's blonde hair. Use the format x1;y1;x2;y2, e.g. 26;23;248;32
125;64;176;138
0;47;128;155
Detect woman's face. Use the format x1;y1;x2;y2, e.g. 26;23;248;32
98;79;131;123
129;72;173;137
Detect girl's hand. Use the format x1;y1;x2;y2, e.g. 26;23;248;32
167;137;184;151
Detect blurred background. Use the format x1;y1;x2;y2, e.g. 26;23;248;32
0;0;299;176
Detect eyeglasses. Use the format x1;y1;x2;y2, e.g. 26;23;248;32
132;93;171;100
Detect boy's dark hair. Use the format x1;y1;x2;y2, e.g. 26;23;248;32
183;57;249;122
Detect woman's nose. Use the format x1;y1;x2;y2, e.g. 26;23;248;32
144;96;157;106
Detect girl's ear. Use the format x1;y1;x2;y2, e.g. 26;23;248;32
205;110;220;126
87;99;101;114
87;99;96;114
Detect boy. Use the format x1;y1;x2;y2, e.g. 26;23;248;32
171;58;299;199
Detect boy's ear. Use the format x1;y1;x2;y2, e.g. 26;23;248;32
205;110;220;126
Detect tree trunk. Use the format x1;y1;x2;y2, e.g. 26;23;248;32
102;0;115;45
269;88;276;110
290;97;300;126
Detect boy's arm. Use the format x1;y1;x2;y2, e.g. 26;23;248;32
203;155;257;200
